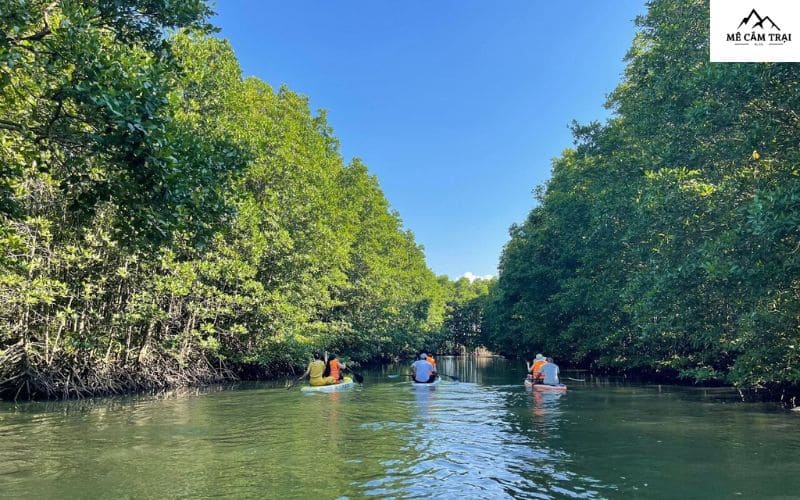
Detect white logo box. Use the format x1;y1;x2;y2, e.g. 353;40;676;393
710;0;800;62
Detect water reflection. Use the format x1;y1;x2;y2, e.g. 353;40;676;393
530;390;565;428
354;357;609;499
2;357;799;498
436;355;514;385
411;384;437;415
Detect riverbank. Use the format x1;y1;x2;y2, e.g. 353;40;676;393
4;351;799;411
605;369;800;410
0;341;233;401
498;355;800;410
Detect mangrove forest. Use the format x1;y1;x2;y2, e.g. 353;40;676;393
1;0;799;405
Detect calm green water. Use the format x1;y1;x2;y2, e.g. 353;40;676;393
1;356;798;499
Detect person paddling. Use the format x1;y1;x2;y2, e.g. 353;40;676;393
540;357;560;386
526;354;547;384
411;353;437;383
300;352;336;387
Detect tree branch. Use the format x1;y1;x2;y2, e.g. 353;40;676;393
0;119;25;132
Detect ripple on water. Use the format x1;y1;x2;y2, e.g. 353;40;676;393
4;359;798;498
348;380;609;499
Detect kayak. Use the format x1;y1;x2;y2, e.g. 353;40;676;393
301;376;355;393
524;379;567;392
412;377;440;387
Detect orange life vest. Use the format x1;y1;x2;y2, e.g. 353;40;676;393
329;359;341;382
532;360;546;379
427;356;436;367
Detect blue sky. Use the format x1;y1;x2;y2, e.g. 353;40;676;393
212;0;647;279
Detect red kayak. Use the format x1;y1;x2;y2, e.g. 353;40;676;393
524;379;567;392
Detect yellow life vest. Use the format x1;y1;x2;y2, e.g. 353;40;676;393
308;360;325;380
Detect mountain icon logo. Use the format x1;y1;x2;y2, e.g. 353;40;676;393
737;9;781;30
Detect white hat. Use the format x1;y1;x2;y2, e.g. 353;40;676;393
420;353;428;360
535;353;545;361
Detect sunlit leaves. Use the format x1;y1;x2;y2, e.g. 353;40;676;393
485;0;800;395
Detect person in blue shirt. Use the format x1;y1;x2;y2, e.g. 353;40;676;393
411;353;437;383
539;357;560;386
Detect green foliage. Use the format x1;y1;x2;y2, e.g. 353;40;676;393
484;0;800;393
433;276;494;354
0;0;230;245
0;4;445;399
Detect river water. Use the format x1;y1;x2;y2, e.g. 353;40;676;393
1;356;798;499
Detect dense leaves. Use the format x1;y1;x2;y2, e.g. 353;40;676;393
484;0;800;397
433;276;494;354
0;2;448;399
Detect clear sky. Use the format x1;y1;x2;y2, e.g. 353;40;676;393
212;0;647;279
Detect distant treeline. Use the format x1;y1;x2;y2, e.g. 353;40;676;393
481;0;800;398
0;0;486;400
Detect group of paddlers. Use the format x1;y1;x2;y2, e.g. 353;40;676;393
298;350;559;387
526;353;560;386
298;350;440;387
299;352;350;386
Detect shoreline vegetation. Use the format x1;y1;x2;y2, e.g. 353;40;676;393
481;0;800;407
0;0;490;400
1;0;798;406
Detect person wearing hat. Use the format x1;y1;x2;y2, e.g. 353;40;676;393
526;354;547;384
411;353;437;383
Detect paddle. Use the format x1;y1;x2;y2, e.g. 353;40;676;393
285;375;304;390
565;377;585;382
349;371;364;384
341;359;363;384
388;371;458;382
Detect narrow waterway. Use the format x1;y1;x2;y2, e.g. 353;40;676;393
1;356;798;498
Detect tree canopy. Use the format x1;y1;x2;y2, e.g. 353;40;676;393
483;0;800;397
0;1;450;399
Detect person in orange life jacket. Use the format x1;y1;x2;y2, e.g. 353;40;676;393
325;353;347;383
526;353;547;383
426;353;437;369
